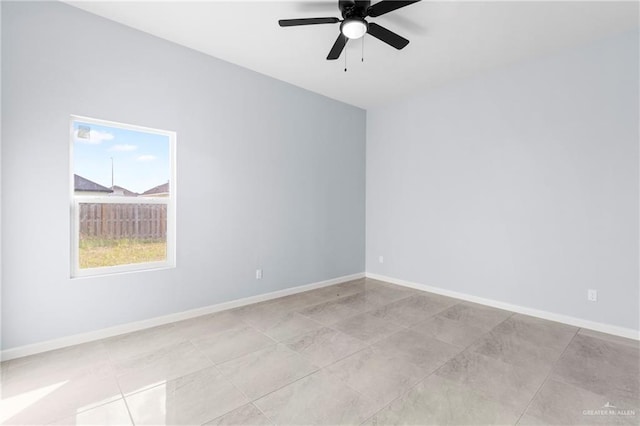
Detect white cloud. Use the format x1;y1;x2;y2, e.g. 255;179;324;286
73;128;114;145
137;155;157;162
110;144;137;152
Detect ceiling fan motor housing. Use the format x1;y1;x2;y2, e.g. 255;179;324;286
339;0;371;19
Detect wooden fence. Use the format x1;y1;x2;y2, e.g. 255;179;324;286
79;203;167;240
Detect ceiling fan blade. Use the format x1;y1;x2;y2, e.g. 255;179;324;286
367;22;409;49
278;17;340;27
367;0;421;17
327;33;348;60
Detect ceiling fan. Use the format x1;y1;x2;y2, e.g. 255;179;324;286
278;0;421;60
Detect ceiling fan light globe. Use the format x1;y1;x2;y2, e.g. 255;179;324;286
341;18;367;39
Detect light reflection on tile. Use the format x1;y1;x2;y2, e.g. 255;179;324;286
1;372;122;425
3;341;113;386
125;366;249;425
50;399;132;425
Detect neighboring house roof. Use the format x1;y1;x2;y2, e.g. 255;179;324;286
142;182;169;196
111;185;138;197
74;174;113;193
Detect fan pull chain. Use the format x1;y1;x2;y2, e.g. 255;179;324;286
344;47;347;72
362;36;364;62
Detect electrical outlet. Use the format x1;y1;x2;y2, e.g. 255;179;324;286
256;269;263;280
378;256;384;264
587;289;597;302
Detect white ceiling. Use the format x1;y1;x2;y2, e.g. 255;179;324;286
65;1;639;109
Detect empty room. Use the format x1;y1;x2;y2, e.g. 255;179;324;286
1;0;638;425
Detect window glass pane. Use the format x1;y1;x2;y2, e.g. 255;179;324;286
78;202;167;269
73;121;170;196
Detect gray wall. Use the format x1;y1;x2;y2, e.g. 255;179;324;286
1;1;366;350
367;30;639;331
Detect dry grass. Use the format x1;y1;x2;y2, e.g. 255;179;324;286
79;238;166;269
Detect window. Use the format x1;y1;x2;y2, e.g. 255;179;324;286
70;116;176;277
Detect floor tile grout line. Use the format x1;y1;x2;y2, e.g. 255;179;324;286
325;322;404;347
106;339;193;369
189;325;279;368
292;286;417;317
121;359;260;425
120;392;138;426
118;340;217;399
528;328;640;407
241;342;379;412
248;401;276;426
325;341;446;423
228;283;366;324
247;357;382;426
272;286;423;345
36;384;128;425
358;342;465;423
107;347;137;426
513;326;581;425
247;364;322;404
207;362;278;426
359;310;518;425
357;360;441;425
256;327;390;400
119;364;213;399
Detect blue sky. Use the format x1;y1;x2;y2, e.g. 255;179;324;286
73;120;171;194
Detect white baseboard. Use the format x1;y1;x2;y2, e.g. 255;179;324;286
1;272;365;361
366;272;640;341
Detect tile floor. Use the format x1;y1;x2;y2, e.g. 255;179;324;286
1;278;638;425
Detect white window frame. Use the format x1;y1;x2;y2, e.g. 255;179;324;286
70;115;176;278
